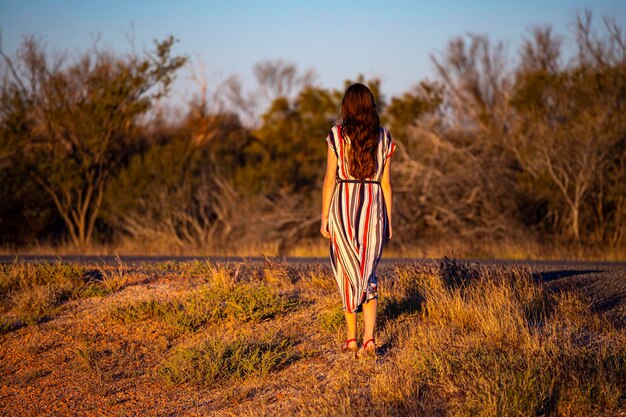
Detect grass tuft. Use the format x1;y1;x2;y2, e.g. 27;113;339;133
12;284;63;325
109;299;171;324
0;262;86;326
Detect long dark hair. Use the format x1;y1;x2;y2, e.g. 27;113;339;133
340;83;380;179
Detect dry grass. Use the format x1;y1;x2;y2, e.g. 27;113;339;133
296;260;625;416
0;258;624;416
0;261;86;326
3;237;624;261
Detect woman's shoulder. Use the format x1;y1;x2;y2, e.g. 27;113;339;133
381;126;394;140
379;126;392;141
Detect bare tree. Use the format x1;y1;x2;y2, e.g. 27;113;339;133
217;60;316;128
391;34;519;241
432;33;512;133
253;59;315;102
510;13;626;243
574;9;626;68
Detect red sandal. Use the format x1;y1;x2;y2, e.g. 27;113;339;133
357;338;376;358
340;338;358;353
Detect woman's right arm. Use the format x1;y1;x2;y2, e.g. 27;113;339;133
381;157;393;240
320;145;337;238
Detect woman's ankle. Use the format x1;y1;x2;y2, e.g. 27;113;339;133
362;336;375;345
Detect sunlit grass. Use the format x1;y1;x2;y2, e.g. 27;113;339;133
298;259;626;416
0;260;135;328
0;262;86;325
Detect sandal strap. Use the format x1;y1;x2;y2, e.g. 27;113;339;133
342;338;357;348
362;338;375;349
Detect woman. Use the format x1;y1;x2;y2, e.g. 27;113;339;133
320;83;395;358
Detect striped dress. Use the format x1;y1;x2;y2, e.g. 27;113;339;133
325;124;396;313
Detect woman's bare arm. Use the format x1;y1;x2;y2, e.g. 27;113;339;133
320;146;337;238
381;157;393;239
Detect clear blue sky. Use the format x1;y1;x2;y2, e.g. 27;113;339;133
1;0;625;105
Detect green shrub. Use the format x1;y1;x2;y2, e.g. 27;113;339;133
110;299;173;324
164;288;224;331
318;306;345;333
157;332;295;387
111;282;299;332
225;283;295;322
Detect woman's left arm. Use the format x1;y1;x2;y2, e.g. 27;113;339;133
381;157;393;240
320;146;337;238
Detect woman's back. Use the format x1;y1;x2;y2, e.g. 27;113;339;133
326;125;395;182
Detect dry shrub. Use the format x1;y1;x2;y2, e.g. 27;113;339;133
187;260;239;288
0;260;141;328
109;298;171;325
172;260;269;288
73;338;104;380
262;262;290;287
285;263;336;303
379;263;426;322
302;269;336;295
226;282;298;321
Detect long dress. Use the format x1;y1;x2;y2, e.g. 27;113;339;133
325;124;396;313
